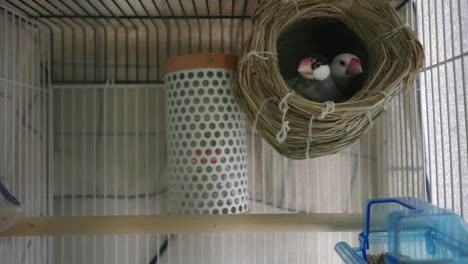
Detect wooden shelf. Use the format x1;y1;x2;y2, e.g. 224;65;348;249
0;213;363;237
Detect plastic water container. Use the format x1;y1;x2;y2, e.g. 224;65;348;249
335;197;468;263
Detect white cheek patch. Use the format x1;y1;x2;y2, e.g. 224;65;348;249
314;65;330;81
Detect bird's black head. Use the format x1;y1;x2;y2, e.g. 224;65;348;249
297;54;331;81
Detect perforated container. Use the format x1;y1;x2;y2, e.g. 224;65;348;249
164;54;249;215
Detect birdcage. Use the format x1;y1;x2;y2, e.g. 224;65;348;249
0;0;467;263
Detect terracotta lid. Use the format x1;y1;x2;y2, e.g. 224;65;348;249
163;53;238;74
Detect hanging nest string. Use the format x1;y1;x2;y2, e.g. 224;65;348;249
235;0;424;159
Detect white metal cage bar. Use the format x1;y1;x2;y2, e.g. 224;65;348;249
0;5;52;264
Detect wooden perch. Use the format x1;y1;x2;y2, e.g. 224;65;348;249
0;213;363;237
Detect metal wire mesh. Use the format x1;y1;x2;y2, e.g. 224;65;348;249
4;0;256;83
0;5;52;264
0;0;467;263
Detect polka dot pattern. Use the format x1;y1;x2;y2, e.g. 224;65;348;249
165;68;249;215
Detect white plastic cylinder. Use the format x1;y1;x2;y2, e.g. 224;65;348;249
164;54;249;215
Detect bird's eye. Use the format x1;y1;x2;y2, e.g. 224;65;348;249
313;62;321;69
339;60;346;66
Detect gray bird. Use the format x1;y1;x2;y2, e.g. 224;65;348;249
330;53;363;93
286;54;345;103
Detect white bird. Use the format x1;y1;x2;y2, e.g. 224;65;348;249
286;54;345;102
330;53;363;94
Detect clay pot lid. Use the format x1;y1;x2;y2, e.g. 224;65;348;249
163;53;238;74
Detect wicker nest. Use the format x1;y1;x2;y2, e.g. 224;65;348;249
235;0;424;159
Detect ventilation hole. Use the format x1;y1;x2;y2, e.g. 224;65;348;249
221;80;227;86
212;192;219;199
212;80;219;86
221;174;227;180
176;82;181;89
213;97;220;103
217;89;224;95
219;123;225;129
212;209;219;214
204;131;211;138
222;208;228;214
198;89;205;96
210;140;216;147
223;131;229;137
200;123;206;129
216;183;223;190
193;98;200;104
200;140;207;147
211;175;218;181
202;192;209;199
207;201;214;208
218;105;225;112
188;72;194;79
199;105;206;112
217;200;224;207
207;183;213;190
207;71;214;78
204;97;211;104
172;75;177;81
197;71;204;78
179;73;185;80
208;88;215;95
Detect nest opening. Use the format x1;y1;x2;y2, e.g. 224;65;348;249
277;18;369;101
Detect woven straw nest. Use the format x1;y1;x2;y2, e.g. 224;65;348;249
235;0;424;159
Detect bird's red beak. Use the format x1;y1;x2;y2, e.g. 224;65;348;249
298;58;313;75
345;58;363;76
